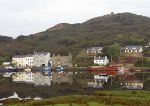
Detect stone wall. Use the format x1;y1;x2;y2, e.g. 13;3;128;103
52;53;73;67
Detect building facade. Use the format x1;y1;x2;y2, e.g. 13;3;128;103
87;47;103;57
52;72;73;85
120;46;143;53
33;52;51;67
51;53;73;67
94;56;109;66
12;54;33;67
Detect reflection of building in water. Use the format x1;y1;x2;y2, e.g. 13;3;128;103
52;53;73;67
87;74;110;89
94;74;109;82
33;72;52;86
12;71;52;86
12;71;34;83
52;72;73;85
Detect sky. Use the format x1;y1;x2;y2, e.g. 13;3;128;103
0;0;150;38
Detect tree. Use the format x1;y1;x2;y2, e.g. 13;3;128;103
106;44;121;61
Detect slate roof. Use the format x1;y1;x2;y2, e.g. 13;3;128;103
125;46;142;50
87;47;103;51
94;57;107;60
13;54;33;58
34;52;50;55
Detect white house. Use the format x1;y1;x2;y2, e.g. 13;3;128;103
12;54;33;67
86;47;103;57
33;52;51;67
120;46;143;53
12;55;25;67
94;56;109;66
2;62;11;66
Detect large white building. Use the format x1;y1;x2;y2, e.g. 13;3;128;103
94;56;109;66
12;54;33;67
33;52;51;67
12;52;51;68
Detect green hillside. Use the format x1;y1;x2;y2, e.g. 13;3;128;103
0;12;150;62
2;90;150;106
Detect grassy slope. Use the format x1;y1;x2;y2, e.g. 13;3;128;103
0;12;150;58
2;90;150;106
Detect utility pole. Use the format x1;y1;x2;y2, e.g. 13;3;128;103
111;76;112;86
142;56;143;68
111;55;112;65
142;55;144;82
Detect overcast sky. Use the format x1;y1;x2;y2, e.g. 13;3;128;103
0;0;150;38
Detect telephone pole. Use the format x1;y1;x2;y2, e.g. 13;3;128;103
110;55;112;65
142;56;144;82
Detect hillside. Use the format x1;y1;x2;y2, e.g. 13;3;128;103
2;91;150;106
0;12;150;61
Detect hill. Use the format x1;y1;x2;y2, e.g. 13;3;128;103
0;12;150;61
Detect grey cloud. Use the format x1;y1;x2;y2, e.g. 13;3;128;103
0;0;149;37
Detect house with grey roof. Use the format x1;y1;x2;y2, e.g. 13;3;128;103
87;47;103;57
120;45;143;57
120;46;143;53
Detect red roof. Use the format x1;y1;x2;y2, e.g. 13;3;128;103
87;66;117;71
87;66;117;75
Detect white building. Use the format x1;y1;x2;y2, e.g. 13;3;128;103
86;47;103;57
12;54;33;67
87;47;103;54
2;62;11;66
94;56;109;66
25;55;34;67
120;46;143;53
12;52;51;68
12;71;34;83
33;52;51;67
